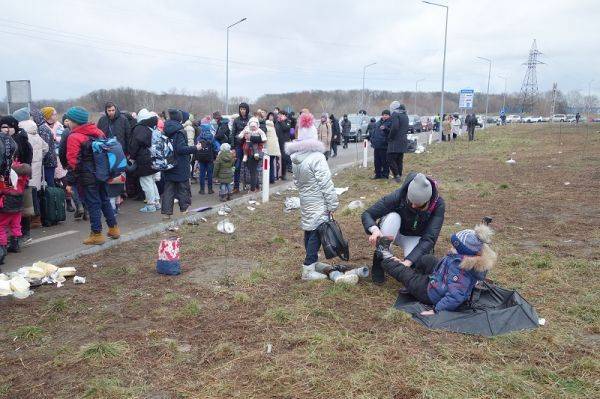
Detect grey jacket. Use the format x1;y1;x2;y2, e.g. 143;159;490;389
286;138;339;231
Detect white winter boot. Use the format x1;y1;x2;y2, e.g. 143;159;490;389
301;264;327;281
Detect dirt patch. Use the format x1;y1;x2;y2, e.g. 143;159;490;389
185;257;260;285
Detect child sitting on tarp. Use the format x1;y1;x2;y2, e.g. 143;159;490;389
0;162;31;265
377;224;497;315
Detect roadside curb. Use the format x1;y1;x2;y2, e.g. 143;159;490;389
38;159;362;267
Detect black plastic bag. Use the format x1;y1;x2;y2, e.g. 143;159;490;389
318;216;350;261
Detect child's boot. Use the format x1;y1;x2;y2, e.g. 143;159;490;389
0;245;6;265
7;236;20;253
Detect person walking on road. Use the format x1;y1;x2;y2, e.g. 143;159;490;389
265;113;282;184
129;109;161;212
371;110;391;179
466;113;478;141
231;102;250;193
317;113;332;160
275;110;292;181
341;114;351;149
329;114;341;157
386;101;409;183
65;106;120;245
361;172;446;285
161;111;203;219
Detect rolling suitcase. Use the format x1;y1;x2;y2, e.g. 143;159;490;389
40;185;67;227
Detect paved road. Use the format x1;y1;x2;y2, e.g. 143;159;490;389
3;131;435;272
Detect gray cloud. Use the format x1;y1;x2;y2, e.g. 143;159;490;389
1;0;598;100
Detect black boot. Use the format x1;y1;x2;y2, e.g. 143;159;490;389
83;209;89;221
0;245;7;265
7;236;20;253
371;252;385;285
74;206;84;219
66;201;75;212
208;187;214;194
198;187;205;195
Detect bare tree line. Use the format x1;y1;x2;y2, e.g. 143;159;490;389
2;86;597;118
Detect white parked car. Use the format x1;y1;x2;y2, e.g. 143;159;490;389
566;114;576;123
551;114;567;122
523;116;542;123
506;115;522;123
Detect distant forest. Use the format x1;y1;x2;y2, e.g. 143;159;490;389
3;86;594;118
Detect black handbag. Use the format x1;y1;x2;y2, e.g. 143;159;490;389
318;216;350;261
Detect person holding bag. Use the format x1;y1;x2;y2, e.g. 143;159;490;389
285;112;339;280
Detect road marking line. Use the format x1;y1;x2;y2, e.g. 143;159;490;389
28;230;79;245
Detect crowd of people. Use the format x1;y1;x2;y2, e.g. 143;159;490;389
0;94;489;303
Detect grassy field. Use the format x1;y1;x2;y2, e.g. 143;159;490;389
0;124;598;398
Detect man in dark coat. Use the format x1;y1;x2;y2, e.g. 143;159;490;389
341;114;351;149
212;111;230;145
161;116;202;218
361;172;446;285
365;117;377;140
275;110;292;180
371;110;391;179
387;101;409;183
97;102;131;154
129;111;159;211
329;114;341;157
230;102;250;192
466;113;478;141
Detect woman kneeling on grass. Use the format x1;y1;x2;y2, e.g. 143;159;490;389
285;112;339;280
376;223;497;315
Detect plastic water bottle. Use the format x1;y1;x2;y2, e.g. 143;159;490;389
344;267;369;278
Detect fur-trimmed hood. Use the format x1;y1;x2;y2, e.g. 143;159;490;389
459;244;497;273
285;138;325;156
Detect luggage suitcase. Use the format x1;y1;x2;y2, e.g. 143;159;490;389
40;186;67;227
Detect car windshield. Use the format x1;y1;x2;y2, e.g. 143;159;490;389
348;116;362;124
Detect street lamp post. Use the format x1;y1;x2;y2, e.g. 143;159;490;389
422;1;448;131
498;75;508;112
414;78;425;114
477;56;492;128
361;62;377;111
225;17;247;115
588;79;594;122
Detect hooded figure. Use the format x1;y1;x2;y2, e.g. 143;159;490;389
97;101;131;153
30;108;57;185
379;224;497;313
129;109;158;178
387;101;409;182
0;116;19;183
160;119;197;216
19;120;48;190
213;111;231;145
285;112;339;278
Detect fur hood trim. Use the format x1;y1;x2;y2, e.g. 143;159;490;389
460;244;497;272
285;138;326;155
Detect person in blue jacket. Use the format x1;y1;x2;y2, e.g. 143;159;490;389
194;123;220;195
161;110;203;219
377;223;497;315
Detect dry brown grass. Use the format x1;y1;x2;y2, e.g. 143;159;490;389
0;124;598;398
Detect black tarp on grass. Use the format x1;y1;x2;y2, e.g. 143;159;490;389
393;282;540;337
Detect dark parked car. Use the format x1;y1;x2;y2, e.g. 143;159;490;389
408;115;422;133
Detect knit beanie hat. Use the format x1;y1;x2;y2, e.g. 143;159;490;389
65;106;89;125
297;112;318;141
12;107;30;123
407;173;432;206
41;106;56;120
19;120;37;135
137;108;153;122
220;142;231;152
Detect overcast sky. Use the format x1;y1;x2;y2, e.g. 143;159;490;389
1;0;598;101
